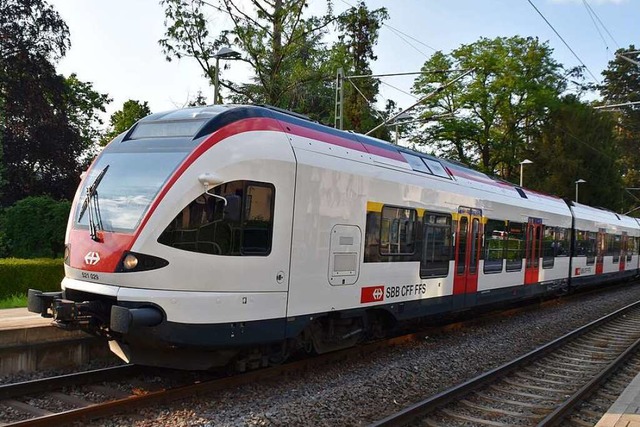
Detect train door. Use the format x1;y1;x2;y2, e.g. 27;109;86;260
524;219;543;284
453;207;482;308
596;229;605;274
620;232;627;271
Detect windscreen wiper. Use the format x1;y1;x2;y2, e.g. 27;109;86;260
78;165;109;241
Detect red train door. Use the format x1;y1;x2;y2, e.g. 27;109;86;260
453;208;482;302
620;233;627;271
596;229;605;275
524;219;543;284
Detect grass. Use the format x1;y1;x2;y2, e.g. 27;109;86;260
0;294;28;309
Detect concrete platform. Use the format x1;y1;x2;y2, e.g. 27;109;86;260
0;308;114;375
0;307;51;330
596;372;640;427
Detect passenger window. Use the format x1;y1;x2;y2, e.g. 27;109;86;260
542;226;555;268
555;228;569;257
586;232;597;265
380;206;417;255
505;222;524;272
420;213;452;278
158;180;274;256
484;219;506;273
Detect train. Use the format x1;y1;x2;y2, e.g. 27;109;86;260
28;104;640;370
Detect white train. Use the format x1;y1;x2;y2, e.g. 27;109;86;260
28;105;640;369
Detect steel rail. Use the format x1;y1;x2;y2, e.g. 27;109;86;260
0;365;140;400
368;299;640;427
537;336;640;426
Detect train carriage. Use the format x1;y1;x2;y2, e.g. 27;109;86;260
27;104;640;369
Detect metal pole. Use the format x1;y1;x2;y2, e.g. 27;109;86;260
213;56;220;105
575;182;579;203
520;164;524;187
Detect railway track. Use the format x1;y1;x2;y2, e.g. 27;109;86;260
370;300;640;427
0;330;430;426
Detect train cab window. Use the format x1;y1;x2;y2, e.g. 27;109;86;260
484;219;506;273
420;212;452;278
380;206;417;255
542;226;555;269
158;180;274;256
505;222;525;272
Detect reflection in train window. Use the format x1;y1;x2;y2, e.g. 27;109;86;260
158;180;274;256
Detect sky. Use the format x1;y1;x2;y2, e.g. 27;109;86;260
48;0;639;122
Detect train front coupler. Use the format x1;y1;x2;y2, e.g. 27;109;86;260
27;288;101;330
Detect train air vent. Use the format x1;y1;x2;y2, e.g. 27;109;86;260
515;187;528;199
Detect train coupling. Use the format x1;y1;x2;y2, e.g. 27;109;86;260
27;288;104;329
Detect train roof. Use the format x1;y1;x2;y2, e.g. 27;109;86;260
132;104;617;218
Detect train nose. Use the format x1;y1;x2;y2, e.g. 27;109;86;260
110;305;163;334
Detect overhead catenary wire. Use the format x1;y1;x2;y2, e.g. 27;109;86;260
581;0;609;53
582;0;620;49
526;0;601;85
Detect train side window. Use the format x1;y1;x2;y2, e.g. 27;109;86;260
380;206;417;255
157;180;274;256
628;237;636;262
586;232;596;265
483;219;506;273
542;226;555;268
505;222;524;272
420;212;452;278
555;228;569;257
612;234;621;263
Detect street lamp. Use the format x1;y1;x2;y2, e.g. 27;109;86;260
213;47;241;104
519;159;533;187
575;179;586;203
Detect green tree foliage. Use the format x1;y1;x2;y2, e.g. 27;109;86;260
101;99;152;146
333;1;389;137
1;196;70;258
160;0;339;122
411;36;573;178
600;46;640;206
0;0;109;206
528;96;623;210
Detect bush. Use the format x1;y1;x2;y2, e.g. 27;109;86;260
2;196;71;258
0;258;64;300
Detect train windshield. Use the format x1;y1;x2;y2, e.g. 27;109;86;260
75;151;187;233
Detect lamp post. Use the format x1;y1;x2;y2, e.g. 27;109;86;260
213;47;241;105
519;159;533;187
575;179;586;203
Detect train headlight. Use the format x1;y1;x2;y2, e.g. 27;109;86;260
123;254;139;270
116;251;169;273
64;244;71;265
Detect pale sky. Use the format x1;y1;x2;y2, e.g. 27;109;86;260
48;0;639;122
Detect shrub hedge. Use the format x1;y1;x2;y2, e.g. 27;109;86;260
0;258;64;300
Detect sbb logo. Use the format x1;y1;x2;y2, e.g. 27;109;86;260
360;285;385;304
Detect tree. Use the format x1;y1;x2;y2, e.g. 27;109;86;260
0;0;110;206
333;1;389;137
159;0;337;120
600;46;640;205
0;0;69;62
528;96;623;210
410;36;574;179
101;99;151;146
